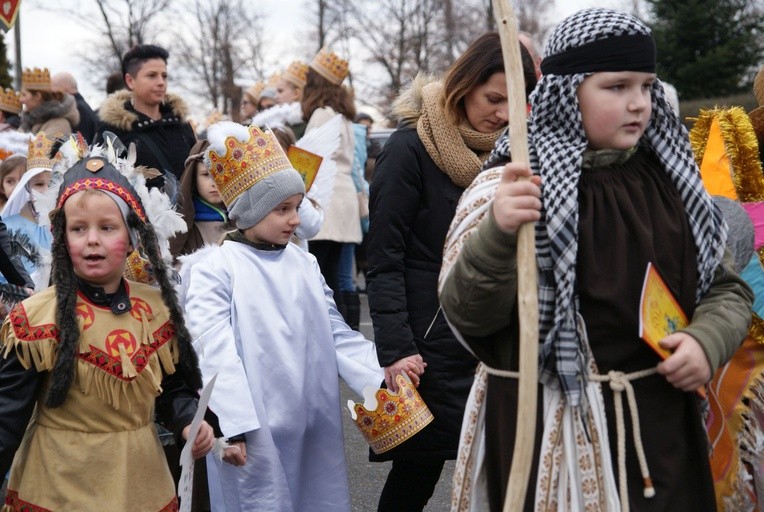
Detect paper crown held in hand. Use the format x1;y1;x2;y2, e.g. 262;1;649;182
347;373;434;454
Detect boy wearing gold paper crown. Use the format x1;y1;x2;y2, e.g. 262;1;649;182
0;136;215;511
179;121;383;512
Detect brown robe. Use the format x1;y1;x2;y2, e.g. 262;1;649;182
482;150;717;511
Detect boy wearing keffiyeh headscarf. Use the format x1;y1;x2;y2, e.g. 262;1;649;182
439;8;753;512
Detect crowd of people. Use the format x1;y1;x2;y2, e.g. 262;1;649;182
0;5;762;512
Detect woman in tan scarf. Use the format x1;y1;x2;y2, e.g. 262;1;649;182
365;32;537;512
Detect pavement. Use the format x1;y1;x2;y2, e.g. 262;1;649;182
343;293;454;512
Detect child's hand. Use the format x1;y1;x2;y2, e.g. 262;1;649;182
182;420;215;460
223;441;247;467
384;355;427;392
492;162;542;234
656;333;711;391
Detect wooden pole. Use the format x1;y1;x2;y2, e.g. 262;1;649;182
490;1;540;511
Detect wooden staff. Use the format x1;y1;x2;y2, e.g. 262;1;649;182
490;1;540;511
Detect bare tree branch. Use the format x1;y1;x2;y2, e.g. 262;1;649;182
172;0;266;121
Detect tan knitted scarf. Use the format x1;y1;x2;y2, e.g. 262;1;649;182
417;81;503;188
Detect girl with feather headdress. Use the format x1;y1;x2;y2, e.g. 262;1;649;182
0;134;214;512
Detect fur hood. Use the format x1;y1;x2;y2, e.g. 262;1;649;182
98;90;190;132
20;93;79;132
392;73;439;128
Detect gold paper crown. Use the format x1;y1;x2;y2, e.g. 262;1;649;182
26;132;61;171
207;125;293;207
348;374;434;454
21;67;51;92
283;61;309;89
0;88;21;115
310;48;349;85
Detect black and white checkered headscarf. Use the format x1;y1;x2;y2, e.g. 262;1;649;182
488;8;727;406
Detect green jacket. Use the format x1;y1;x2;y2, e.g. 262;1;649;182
439;209;754;374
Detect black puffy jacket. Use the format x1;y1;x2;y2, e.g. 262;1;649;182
367;126;478;461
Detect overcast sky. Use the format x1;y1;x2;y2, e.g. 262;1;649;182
8;0;625;121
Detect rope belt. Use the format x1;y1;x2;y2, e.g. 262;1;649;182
590;368;658;512
483;364;520;379
484;363;658;511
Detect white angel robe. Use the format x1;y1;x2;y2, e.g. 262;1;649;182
181;240;383;512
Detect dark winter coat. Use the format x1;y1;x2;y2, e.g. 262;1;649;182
366;126;478;461
96;90;196;190
73;92;99;144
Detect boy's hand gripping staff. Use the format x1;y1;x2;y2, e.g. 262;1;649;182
491;1;540;511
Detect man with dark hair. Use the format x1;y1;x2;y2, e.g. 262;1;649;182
95;44;196;193
120;44;170;78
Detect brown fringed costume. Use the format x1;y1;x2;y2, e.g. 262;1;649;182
0;139;204;512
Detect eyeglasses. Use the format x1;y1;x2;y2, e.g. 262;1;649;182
241;100;252;105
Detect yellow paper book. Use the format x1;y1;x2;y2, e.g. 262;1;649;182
639;262;687;360
287;145;323;192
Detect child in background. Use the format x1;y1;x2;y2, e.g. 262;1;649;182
269;124;324;251
0;154;33;314
0;155;26;210
438;8;753;512
1;134;57;287
253;61;309;138
0;140;214;511
180;122;382;512
169;139;229;261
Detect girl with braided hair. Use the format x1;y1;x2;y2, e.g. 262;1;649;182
439;8;753;512
0;144;215;512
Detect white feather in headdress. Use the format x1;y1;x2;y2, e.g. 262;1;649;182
36;134;90;228
145;186;188;260
95;134;188;265
40;133;187;273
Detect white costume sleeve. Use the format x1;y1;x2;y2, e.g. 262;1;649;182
316;260;384;396
294;196;324;241
184;252;260;437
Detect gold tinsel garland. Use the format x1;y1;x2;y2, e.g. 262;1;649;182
749;313;764;346
689;107;764;203
689;107;764;267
